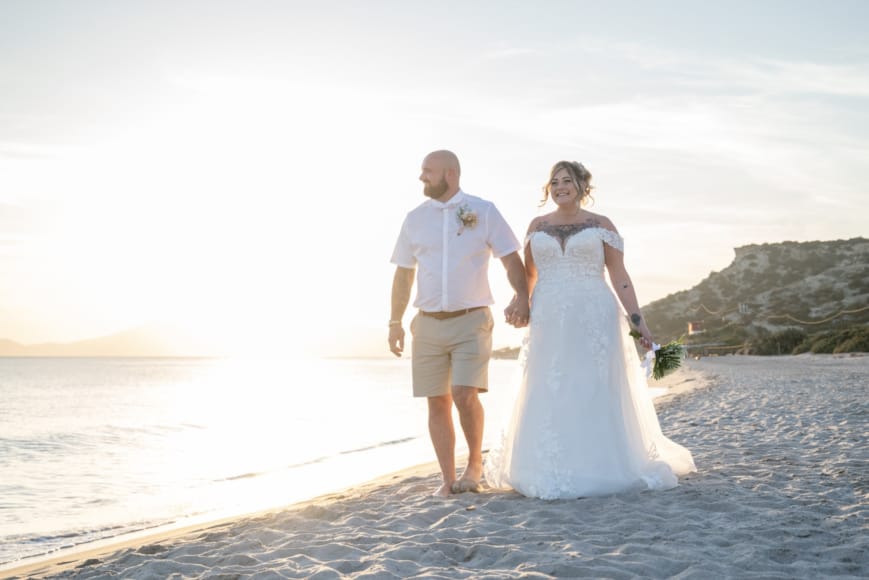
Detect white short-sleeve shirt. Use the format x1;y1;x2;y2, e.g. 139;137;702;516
391;190;521;312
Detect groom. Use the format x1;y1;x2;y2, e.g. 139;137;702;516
388;149;529;497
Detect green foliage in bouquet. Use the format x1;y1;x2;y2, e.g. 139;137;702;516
629;330;686;380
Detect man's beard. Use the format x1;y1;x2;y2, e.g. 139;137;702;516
423;177;449;199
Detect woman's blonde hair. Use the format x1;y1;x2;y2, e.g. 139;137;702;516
540;160;594;207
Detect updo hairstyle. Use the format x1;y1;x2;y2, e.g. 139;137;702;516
540;160;594;207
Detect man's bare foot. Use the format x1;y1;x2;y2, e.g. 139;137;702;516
450;464;482;493
432;482;453;497
450;479;480;493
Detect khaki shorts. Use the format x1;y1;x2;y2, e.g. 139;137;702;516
410;307;494;397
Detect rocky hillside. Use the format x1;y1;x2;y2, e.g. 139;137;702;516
643;237;869;352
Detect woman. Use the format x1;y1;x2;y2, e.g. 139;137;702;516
484;161;695;499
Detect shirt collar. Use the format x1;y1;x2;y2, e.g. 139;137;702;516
428;190;466;209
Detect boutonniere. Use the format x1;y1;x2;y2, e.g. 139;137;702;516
456;204;478;236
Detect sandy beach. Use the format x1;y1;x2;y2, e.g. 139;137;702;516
4;356;867;579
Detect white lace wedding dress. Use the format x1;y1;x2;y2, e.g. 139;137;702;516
484;227;696;499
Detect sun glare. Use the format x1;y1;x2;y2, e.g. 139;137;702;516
22;77;422;355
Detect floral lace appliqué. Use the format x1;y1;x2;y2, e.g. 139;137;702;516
597;228;624;252
482;225;692;499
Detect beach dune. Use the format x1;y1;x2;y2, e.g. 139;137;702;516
4;356;867;579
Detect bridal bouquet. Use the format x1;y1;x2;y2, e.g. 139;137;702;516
629;330;685;380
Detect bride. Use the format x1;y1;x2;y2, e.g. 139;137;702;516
485;161;696;499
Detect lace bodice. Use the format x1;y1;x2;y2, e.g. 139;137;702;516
529;227;624;286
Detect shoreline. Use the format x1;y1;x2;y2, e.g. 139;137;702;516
0;460;445;579
1;366;712;579
5;357;866;578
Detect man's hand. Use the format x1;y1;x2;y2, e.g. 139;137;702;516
388;325;405;357
499;252;530;328
389;266;414;356
504;296;530;328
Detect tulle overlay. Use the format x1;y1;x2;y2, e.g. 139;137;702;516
484;228;695;499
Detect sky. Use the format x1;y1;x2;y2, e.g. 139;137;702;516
1;0;867;357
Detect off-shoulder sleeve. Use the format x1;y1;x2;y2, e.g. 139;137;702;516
599;228;624;252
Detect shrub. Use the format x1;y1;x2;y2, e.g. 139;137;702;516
810;334;839;354
832;326;869;353
752;328;808;355
794;325;869;354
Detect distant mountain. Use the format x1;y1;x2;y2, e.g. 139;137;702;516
0;339;29;356
643;237;869;352
0;325;224;357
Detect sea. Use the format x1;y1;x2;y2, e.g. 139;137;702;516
0;356;524;567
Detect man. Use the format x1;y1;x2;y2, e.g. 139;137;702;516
388;149;529;497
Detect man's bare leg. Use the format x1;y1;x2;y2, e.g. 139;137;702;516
427;394;456;497
450;385;484;493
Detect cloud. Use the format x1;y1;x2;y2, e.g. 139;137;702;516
559;37;869;98
711;58;869;98
0;142;57;160
478;47;543;61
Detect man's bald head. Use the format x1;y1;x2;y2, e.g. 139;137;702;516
420;150;461;200
425;150;461;177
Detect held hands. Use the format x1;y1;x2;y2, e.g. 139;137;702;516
504;295;530;328
388;325;405;357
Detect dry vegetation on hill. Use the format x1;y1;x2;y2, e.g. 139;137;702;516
643;238;868;354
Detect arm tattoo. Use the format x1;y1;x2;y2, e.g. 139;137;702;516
630;313;642;326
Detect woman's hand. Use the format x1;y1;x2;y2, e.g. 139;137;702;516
634;320;654;350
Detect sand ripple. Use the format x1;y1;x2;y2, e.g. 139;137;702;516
9;355;867;579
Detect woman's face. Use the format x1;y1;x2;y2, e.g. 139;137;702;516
549;168;581;208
